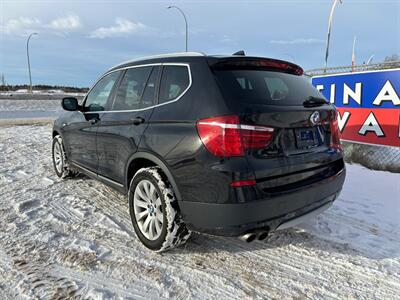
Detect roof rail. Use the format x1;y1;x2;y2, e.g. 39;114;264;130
111;52;206;69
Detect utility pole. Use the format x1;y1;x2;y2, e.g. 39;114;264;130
27;32;38;93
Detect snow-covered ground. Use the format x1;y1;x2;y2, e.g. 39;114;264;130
0;124;399;299
0;99;61;112
0;94;84;120
0;99;61;122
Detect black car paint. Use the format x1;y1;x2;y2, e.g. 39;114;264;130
61;111;100;171
53;54;346;236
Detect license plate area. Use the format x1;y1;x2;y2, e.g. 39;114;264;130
295;127;320;149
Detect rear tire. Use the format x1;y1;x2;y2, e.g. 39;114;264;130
52;135;76;179
129;167;191;252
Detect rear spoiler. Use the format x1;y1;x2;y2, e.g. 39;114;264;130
208;57;304;76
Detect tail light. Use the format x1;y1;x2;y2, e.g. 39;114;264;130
212;59;303;75
330;116;342;150
196;115;275;157
230;179;257;187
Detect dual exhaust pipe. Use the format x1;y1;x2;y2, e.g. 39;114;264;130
239;229;269;243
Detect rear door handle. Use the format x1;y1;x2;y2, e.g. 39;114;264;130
132;116;145;125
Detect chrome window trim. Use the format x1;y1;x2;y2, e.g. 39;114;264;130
82;63;192;114
110;51;204;70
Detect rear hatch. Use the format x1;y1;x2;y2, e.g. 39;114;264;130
210;57;344;194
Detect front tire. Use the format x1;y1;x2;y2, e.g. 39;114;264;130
52;135;76;178
129;167;191;252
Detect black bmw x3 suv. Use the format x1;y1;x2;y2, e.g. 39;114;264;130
52;52;345;251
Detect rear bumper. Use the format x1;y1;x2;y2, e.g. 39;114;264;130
179;168;345;236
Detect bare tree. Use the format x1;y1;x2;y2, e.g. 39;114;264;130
384;54;400;62
0;74;9;91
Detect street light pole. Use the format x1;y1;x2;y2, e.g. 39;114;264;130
351;36;357;72
366;55;374;65
324;0;342;72
27;32;38;93
167;5;188;52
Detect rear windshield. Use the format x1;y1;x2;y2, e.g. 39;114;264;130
213;69;323;106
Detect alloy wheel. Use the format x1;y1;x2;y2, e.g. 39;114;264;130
133;180;164;240
53;141;64;174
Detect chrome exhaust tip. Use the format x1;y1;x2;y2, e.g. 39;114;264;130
256;230;269;241
239;232;257;243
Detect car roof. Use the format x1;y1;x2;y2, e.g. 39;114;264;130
108;52;207;72
107;52;301;74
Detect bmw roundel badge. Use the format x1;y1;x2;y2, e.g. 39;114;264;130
310;111;320;125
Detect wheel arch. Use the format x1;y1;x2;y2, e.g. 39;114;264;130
52;128;73;160
52;129;60;138
52;127;65;140
125;152;183;202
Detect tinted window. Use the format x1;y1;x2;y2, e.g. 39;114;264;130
214;69;322;106
159;66;190;104
264;77;289;100
141;66;160;108
85;72;120;111
112;67;152;110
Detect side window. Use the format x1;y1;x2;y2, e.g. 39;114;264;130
141;66;160;108
112;67;152;111
85;72;120;111
264;77;289;101
159;65;190;104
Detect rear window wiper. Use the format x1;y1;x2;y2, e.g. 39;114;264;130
303;96;329;107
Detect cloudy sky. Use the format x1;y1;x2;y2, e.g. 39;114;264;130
0;0;399;87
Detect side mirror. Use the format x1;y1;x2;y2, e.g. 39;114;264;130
62;97;79;111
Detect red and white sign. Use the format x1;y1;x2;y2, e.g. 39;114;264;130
312;69;400;147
